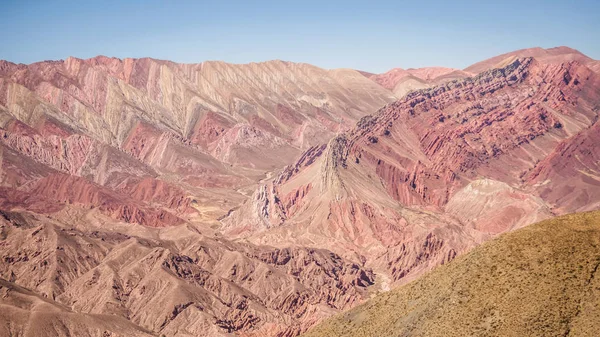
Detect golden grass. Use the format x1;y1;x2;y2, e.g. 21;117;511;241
303;211;600;337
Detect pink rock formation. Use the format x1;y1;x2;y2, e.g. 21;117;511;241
225;56;600;289
1;47;599;336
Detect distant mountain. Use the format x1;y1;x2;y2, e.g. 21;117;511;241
365;66;474;97
363;46;600;99
302;210;600;337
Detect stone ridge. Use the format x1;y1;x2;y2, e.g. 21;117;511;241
345;57;595;207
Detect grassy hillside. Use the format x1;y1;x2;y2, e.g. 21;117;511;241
303;211;600;337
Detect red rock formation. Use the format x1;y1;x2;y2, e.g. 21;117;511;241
1;48;599;337
225;56;600;289
189;110;235;147
525;120;600;213
354;58;597;207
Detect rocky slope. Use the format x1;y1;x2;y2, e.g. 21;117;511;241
224;56;600;287
302;210;600;337
0;209;374;336
465;46;600;74
0;56;396;226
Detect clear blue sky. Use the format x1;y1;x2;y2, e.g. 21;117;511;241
2;0;599;73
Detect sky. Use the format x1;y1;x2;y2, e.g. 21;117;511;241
1;0;599;73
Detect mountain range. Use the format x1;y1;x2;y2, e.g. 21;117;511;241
0;46;599;336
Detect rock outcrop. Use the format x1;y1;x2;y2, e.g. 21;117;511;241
366;66;474;98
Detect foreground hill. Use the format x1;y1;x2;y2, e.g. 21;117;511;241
303;210;600;337
0;278;153;337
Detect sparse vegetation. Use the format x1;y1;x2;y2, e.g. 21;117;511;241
303;211;600;337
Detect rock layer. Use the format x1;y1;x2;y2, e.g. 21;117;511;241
0;56;395;336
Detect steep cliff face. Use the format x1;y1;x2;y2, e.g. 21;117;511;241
225;56;600;287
